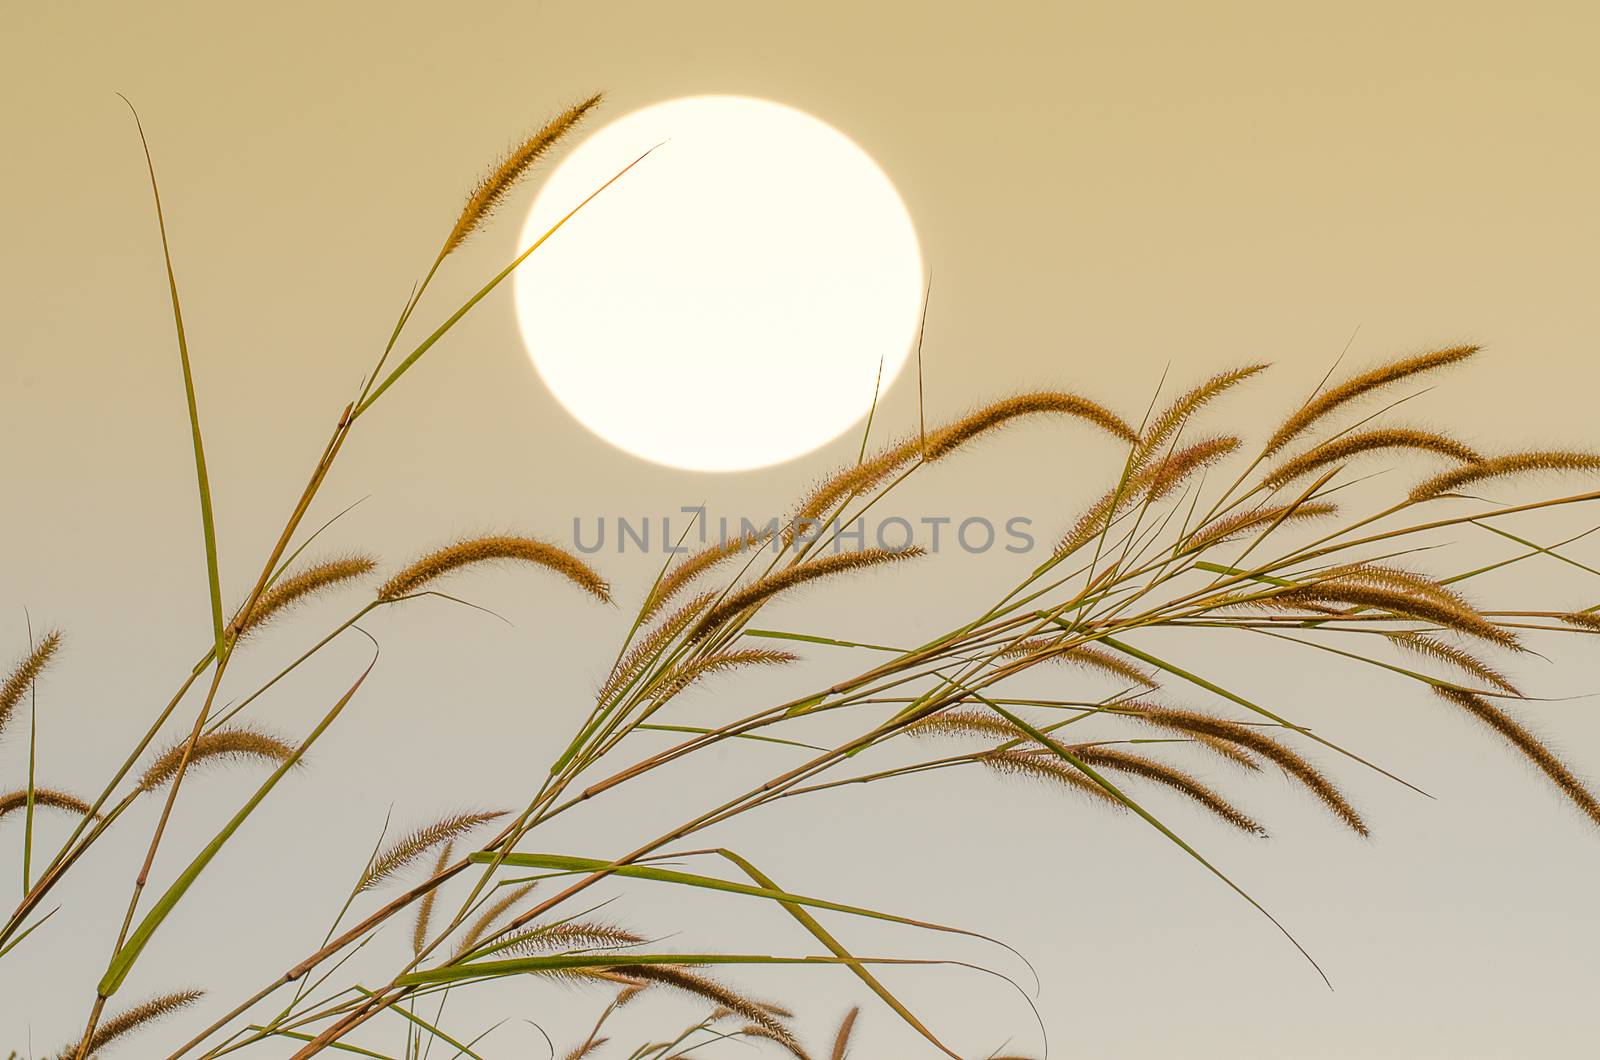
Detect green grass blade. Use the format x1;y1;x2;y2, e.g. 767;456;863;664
246;1027;397;1058
121;96;225;657
355;989;486;1060
98;658;373;996
466;853;976;939
712;849;959;1058
0;904;57;959
634;724;826;751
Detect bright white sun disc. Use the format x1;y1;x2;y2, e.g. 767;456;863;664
513;96;924;472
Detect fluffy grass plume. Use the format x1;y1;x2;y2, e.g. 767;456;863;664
1185;500;1338;551
0;787;93;820
1066;745;1265;834
1139;364;1269;460
1558;611;1600;632
54;990;203;1060
1263;344;1479;456
1145;436;1242;500
379;535;609;602
830;1007;860;1060
642;529;774;621
1126;704;1369;835
598;590;717;705
1274;577;1517;650
909;710;1263;832
412;842;453;956
1433;688;1600;825
358;810;506;893
1263;428;1482;489
608;965;807;1058
979;747;1124;806
794;389;1139;532
1409;450;1600;502
137;726;299;792
501;920;645;956
921;391;1138;458
1000;640;1158;687
0;629;61;739
454;882;537;958
443;93;603;255
1386;631;1520;695
649;648;799;703
232;555;378;638
1057;435;1246;555
692;547;925;640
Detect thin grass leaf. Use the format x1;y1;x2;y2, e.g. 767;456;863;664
120;97;225;658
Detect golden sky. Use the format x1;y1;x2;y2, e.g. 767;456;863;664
4;1;1599;1055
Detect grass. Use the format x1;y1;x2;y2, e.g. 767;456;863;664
4;93;1600;1058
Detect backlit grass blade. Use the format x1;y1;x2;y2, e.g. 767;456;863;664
247;1028;396;1058
355;988;486;1060
120;95;225;658
466;852;981;940
99;658;374;997
712;848;959;1058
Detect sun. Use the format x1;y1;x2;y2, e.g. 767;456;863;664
511;95;925;473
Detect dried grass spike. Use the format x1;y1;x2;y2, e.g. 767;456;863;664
0;787;94;820
643;529;775;621
1185;501;1338;551
563;1038;609;1060
379;535;608;602
1263;428;1482;490
504;920;645;955
649;648;799;703
1409;451;1600;502
906;708;1017;742
413;841;453;955
56;989;204;1060
1386;631;1520;695
598;590;717;705
1127;704;1368;835
979;747;1124;809
359;809;505;892
1434;688;1600;826
1140;364;1269;459
454;882;537;958
692;547;925;640
831;1007;860;1060
1;629;62;740
791;436;924;534
923;391;1138;460
607;965;807;1058
1146;436;1242;500
1069;745;1265;835
998;640;1156;687
1558;611;1600;632
137;726;299;793
1280;580;1517;650
444;94;603;255
1264;345;1479;456
232;555;378;638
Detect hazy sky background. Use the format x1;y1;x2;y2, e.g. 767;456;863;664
3;1;1600;1056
